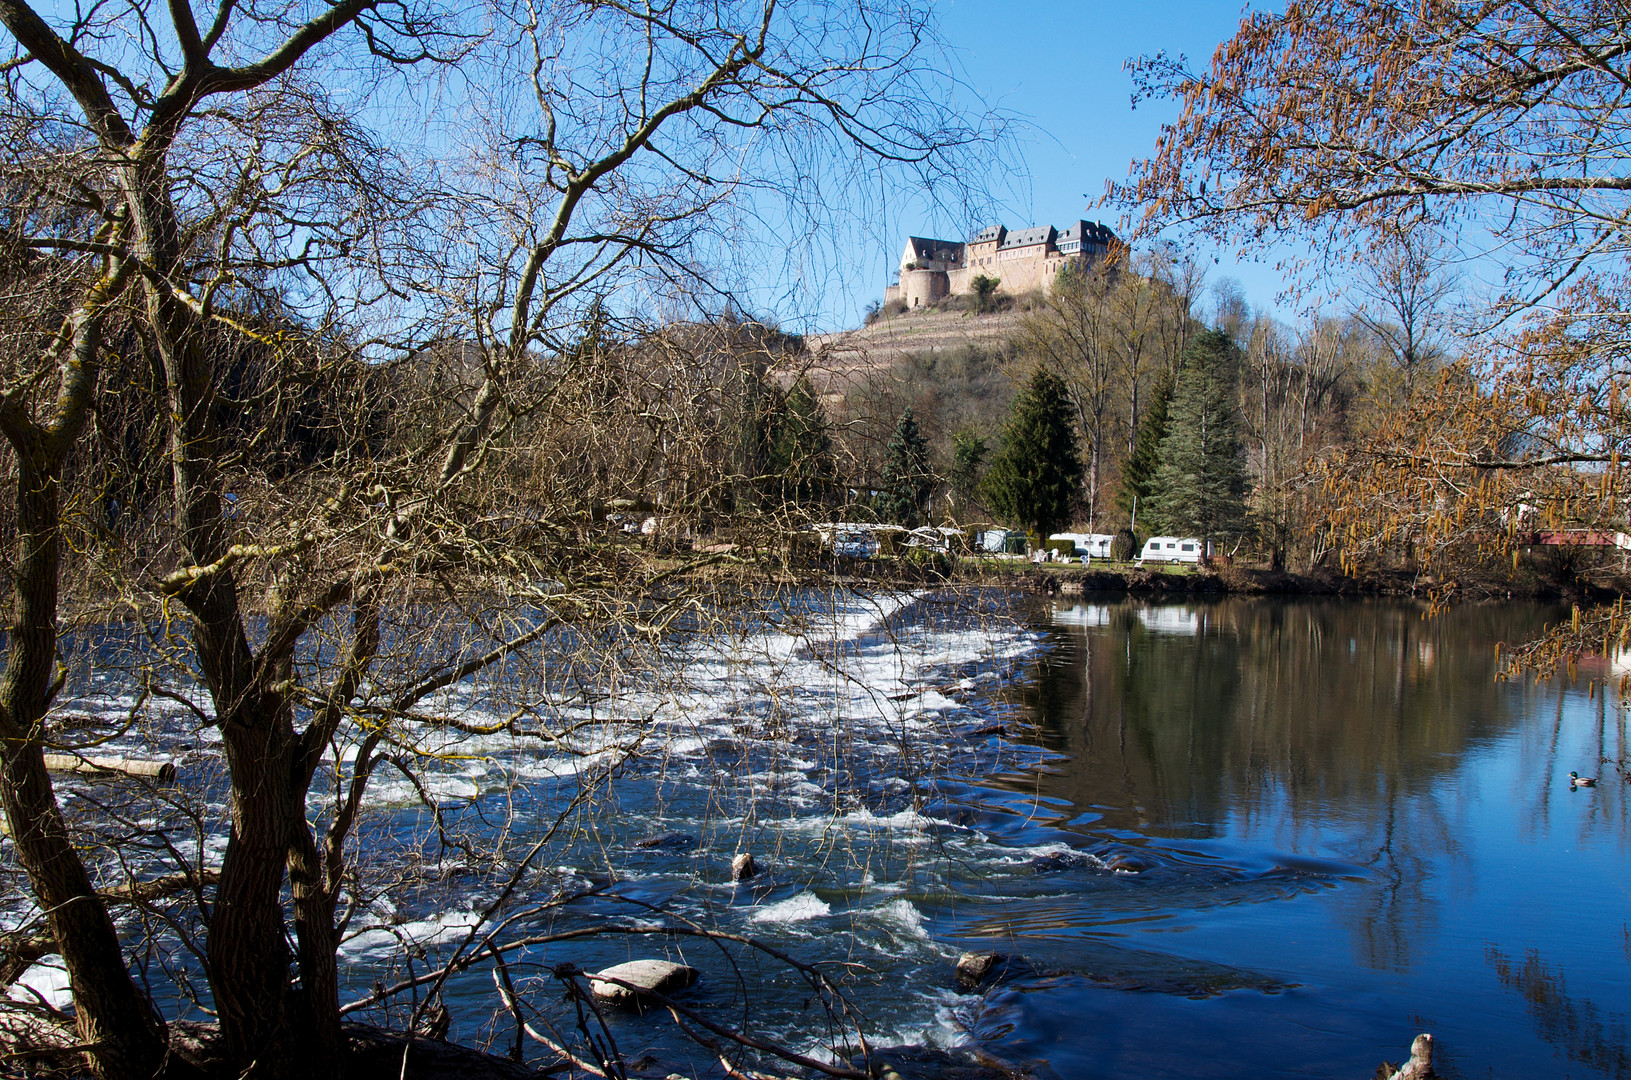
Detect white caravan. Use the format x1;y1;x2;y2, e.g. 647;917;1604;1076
1049;532;1116;559
1139;536;1205;564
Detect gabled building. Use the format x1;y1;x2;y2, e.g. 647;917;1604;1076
885;219;1118;308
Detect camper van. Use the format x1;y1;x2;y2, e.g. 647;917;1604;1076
1139;536;1204;564
1049;532;1116;559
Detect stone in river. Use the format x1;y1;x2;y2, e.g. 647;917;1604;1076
589;960;698;1004
954;951;1004;990
633;832;697;851
851;1045;1015;1079
730;852;758;881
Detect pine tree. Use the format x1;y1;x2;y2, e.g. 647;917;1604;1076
1149;329;1249;547
982;366;1082;538
877;407;934;526
764;376;835;509
1115;364;1175;531
734;364;775;511
948;430;988;516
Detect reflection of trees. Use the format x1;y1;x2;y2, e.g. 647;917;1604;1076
1347;774;1449;973
1024;600;1544;829
1488;947;1631;1080
1016;599;1553;968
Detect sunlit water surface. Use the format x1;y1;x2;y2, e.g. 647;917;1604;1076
7;595;1630;1079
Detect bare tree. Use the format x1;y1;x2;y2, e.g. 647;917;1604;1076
1117;0;1631;664
1019;260;1118;525
0;2;991;1078
1352;230;1457;397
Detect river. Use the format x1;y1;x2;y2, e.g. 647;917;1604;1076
8;593;1630;1079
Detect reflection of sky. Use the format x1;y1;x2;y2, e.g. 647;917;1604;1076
1018;600;1631;1080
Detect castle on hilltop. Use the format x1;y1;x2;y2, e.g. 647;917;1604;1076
884;220;1119;308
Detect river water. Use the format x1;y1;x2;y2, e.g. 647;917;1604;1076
8;593;1631;1079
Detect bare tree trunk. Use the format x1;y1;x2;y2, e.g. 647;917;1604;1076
128;160;306;1077
0;452;168;1080
289;827;344;1078
209;712;302;1077
0;248;168;1080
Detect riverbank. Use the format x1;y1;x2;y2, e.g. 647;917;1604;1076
937;556;1628;604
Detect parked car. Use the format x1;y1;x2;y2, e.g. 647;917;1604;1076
1138;536;1204;564
833;529;880;559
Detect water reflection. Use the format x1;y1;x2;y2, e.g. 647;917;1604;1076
1488;947;1631;1080
1022;601;1545;837
988;602;1509;981
970;598;1631;1079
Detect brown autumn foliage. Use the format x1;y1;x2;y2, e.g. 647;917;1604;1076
1117;0;1631;678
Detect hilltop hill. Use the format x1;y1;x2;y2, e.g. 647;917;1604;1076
801;305;1027;394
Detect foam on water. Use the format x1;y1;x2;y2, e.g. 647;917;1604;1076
18;586;1047;1069
341;908;485;960
872;898;930;939
8;959;71;1010
749;891;832;924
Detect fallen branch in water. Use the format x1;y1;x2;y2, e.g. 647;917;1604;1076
41;754;177;782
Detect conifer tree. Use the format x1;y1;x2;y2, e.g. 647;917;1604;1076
948;430;988;517
767;376;835;509
736;365;777;510
982;367;1082;538
877;407;934;526
1149;329;1249;547
1115;364;1175;531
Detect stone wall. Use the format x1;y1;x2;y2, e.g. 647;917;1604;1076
901;267;949;308
947;253;1073;298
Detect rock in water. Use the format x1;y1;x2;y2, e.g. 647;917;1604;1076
1383;1037;1435;1076
730;852;758;881
633;832;697;851
954;951;1004;990
589;960;698;1004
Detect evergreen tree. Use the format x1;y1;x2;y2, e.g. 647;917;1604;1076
971;274;1001;314
1115;365;1175;530
767;377;836;508
734;364;774;511
982;366;1082;538
1149;328;1249;547
948;430;988;516
877;407;934;526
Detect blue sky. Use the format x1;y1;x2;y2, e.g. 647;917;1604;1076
809;1;1298;333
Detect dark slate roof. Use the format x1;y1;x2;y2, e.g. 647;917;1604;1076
1056;220;1114;245
998;225;1054;250
971;225;1004;243
906;236;964;261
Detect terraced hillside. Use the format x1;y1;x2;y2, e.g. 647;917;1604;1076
801;306;1025;394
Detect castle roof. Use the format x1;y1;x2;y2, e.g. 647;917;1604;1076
1056;220;1112;245
998;225;1054;250
971;225;1004;243
904;236;964;262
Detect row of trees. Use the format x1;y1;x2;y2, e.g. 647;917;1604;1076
830;244;1437;565
1115;0;1631;665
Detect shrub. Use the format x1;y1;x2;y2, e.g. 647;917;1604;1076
904;547;953;578
1111;528;1139;562
971;274;1001;313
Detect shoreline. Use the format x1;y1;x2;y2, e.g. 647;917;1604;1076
920;557;1617;604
